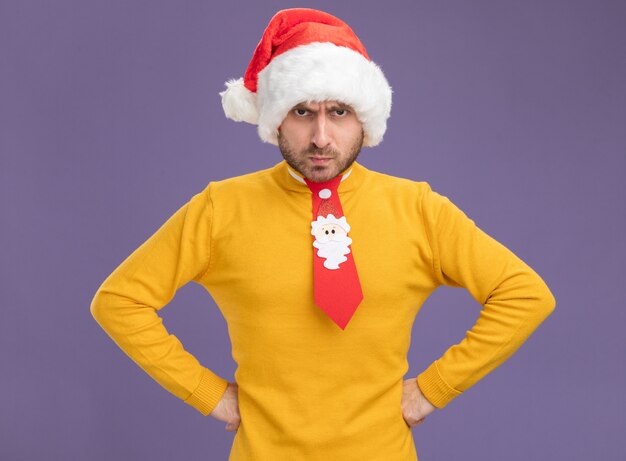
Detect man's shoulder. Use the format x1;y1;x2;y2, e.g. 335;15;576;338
364;165;433;196
205;164;278;194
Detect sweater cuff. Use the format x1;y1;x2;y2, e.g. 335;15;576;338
416;361;462;409
184;368;230;416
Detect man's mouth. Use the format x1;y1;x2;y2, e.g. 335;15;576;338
309;156;333;165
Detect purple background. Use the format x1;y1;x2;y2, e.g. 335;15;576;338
1;0;624;460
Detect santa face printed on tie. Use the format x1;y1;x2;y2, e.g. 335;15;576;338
310;214;353;270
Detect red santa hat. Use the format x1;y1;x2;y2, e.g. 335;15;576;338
219;8;393;147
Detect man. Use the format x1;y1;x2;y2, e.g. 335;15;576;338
91;8;556;461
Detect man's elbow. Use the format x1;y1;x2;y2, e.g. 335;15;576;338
90;289;115;329
535;279;556;321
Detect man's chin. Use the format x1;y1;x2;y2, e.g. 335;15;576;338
305;165;339;182
306;172;337;183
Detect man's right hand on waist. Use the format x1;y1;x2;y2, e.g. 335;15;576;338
210;381;241;432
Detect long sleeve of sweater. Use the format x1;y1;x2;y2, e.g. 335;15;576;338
416;184;556;408
90;184;229;416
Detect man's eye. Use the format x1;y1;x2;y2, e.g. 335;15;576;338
335;109;347;116
295;109;308;116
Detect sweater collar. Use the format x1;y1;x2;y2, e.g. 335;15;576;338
272;159;366;193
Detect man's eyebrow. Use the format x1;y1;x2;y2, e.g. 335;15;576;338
291;103;352;111
328;103;351;111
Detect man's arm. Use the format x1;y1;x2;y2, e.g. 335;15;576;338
90;183;229;416
416;184;556;409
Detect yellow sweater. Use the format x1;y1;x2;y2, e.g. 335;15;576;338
91;160;555;461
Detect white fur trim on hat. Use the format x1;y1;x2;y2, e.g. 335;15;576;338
220;43;393;147
220;78;259;124
256;42;392;147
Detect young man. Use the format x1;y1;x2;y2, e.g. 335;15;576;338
91;8;555;461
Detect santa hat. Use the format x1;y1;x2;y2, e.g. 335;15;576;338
219;8;393;147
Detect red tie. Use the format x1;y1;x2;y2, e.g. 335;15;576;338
304;174;363;330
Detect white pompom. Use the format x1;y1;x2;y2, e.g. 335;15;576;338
219;77;259;124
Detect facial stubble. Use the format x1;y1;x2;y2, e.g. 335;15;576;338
278;130;364;183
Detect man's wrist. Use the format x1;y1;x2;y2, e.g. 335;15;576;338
184;368;230;416
416;361;462;409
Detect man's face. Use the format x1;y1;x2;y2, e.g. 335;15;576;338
277;100;364;183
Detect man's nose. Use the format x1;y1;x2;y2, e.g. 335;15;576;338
312;113;331;149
